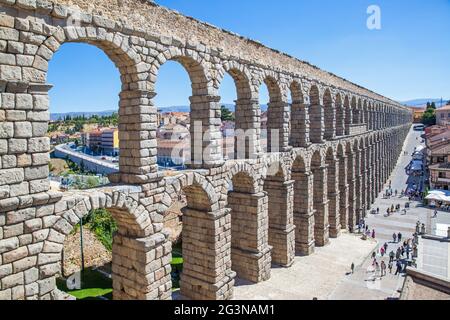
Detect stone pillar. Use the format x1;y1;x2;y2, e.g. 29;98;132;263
180;208;235;300
293;171;315;256
360;148;368;213
290;102;310;147
324;102;336;141
328;159;341;238
234;98;262;159
309;104;325;144
116;89;158;184
366;147;373;208
347;153;357;231
188;95;224;169
339;156;349;231
267;101;291;152
345;105;352;135
112;233;172;300
312;166;330;246
228;192;271;283
265;179;295;267
354;151;362;225
335;104;345;136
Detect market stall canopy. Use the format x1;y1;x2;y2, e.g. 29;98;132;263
414;145;425;153
426;189;450;203
410;160;424;171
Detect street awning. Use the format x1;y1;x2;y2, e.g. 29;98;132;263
414;145;425;153
426;189;450;203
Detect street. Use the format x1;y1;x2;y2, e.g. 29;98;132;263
330;127;433;299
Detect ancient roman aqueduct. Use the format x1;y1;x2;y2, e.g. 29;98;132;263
0;0;412;300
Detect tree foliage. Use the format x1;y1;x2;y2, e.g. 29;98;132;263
422;102;436;126
83;209;118;251
220;105;235;121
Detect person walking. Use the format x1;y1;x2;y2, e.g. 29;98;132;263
380;246;385;257
433;210;438;218
383;242;388;253
393;233;397;243
375;262;381;277
396;248;401;261
371;229;376;239
381;261;387;277
376;207;380;215
388;261;393;274
351;262;355;274
398;232;402;242
389;250;395;263
395;260;402;275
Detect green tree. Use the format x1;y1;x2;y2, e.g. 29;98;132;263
220;105;235;121
430;102;436;109
84;209;118;251
422;106;436;126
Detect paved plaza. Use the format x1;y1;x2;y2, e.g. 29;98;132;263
235;128;447;300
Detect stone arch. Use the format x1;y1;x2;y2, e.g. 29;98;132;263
261;155;290;182
153;47;222;168
345;140;357;231
225;162;260;194
153;47;213;95
336;142;349;231
262;156;295;266
309;84;324;143
178;177;235;300
335;92;345;136
323;88;335;140
353;138;363;223
45;190;167;300
310;149;329;246
351;96;358;124
161;172;220;213
344;94;352;135
259;71;289;152
292;153;315;255
37;26;155;184
220;62;260;159
326;146;340;238
290;80;309;147
226;164;271;282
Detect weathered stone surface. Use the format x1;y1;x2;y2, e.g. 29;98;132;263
0;0;412;302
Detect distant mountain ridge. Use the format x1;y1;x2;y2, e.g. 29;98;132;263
50;104;270;120
50;110;117;121
156;103;269;113
400;98;449;108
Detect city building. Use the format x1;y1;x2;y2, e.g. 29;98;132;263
49;133;70;145
436;105;450;126
412;107;426;123
101;129;120;156
81;128;119;156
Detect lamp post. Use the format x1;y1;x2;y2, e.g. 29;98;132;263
79;219;85;287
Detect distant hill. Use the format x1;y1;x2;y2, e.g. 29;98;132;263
50;110;117;121
157;103;269;113
400;99;449;108
51;104;271;120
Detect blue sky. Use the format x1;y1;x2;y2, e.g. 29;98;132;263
48;0;450;113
